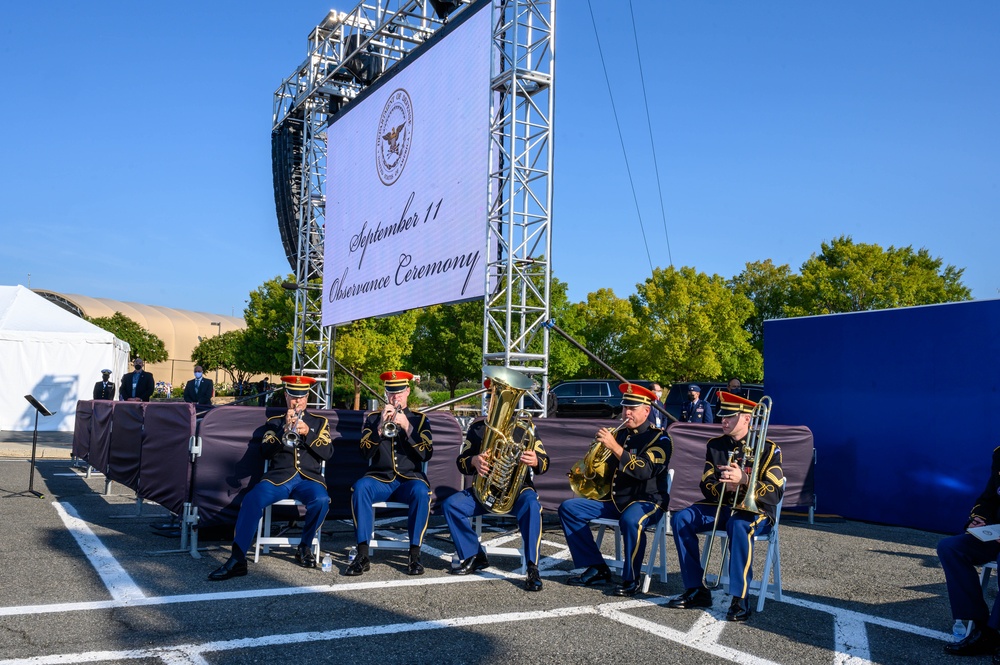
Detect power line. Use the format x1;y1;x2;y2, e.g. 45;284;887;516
586;0;654;276
629;0;673;268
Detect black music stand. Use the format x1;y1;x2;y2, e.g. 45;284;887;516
22;395;56;499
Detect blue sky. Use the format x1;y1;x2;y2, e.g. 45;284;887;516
1;1;997;319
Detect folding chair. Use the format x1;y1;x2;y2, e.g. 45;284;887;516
369;461;429;552
963;561;999;635
590;468;674;593
253;461;324;565
699;495;784;612
471;513;527;573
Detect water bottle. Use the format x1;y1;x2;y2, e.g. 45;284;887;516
348;547;358;563
953;620;968;639
321;553;332;573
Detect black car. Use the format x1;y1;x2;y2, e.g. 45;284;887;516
662;382;765;422
547;379;655;418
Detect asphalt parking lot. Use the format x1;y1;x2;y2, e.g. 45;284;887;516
0;457;986;665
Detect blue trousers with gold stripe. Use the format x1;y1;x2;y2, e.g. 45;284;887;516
671;503;771;597
233;474;330;556
442;488;543;564
351;476;431;547
559;498;663;583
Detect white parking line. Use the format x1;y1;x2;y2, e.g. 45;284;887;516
53;501;145;602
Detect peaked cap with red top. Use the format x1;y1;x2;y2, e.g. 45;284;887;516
716;391;757;418
281;375;316;398
380;370;414;394
618;383;657;407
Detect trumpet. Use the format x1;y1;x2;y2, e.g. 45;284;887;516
380;401;399;438
283;409;304;448
567;417;628;500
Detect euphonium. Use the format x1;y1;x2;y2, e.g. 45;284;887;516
472;366;537;514
567;417;627;500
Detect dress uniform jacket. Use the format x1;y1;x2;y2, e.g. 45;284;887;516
698;434;784;524
93;381;115;400
260;411;333;486
457;419;549;490
969;446;1000;525
607;423;672;512
360;408;432;483
680;398;713;423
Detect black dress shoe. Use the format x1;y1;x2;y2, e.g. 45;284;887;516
295;545;316;568
566;565;612;587
208;556;248;581
343;555;370;576
944;625;999;656
726;596;752;622
453;552;489;575
407;559;425;576
524;565;543;592
666;587;713;609
613;580;641;597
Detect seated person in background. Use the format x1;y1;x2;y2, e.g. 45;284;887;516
727;378;743;396
559;383;671;597
680;384;713;423
344;370;432;577
937;446;1000;657
208;375;332;581
442;376;550;591
667;391;783;622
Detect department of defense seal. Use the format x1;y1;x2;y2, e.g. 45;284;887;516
376;88;413;186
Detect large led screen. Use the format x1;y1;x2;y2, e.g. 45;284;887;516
323;3;491;326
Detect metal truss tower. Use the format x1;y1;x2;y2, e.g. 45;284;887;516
273;0;554;410
483;0;556;414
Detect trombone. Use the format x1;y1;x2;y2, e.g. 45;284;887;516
701;396;772;589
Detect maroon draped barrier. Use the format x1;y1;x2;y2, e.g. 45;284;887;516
87;401;115;473
107;403;145;491
665;423;815;512
517;419;814;514
139;403;196;515
192;406;274;528
191;407;469;528
531;417;622;511
72;401;93;460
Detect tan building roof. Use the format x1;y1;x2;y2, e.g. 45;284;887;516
34;290;246;387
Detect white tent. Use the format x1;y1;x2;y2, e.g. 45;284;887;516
0;285;130;432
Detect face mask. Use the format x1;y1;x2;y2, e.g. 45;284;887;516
194;372;203;379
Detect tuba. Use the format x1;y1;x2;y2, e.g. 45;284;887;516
473;366;538;514
567;418;627;500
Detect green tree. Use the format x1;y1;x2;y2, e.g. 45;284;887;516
87;312;168;363
410;301;483;398
237;276;296;375
729;259;797;351
561;288;637;379
628;266;762;383
336;311;419;409
788;235;972;315
191;329;252;388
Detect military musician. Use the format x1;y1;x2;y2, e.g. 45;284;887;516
667;391;784;622
937;446;1000;657
441;378;550;591
558;383;671;597
208;375;333;581
344;370;433;577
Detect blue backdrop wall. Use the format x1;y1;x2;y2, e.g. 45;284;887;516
763;299;1000;534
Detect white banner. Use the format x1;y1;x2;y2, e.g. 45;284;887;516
323;4;491;326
